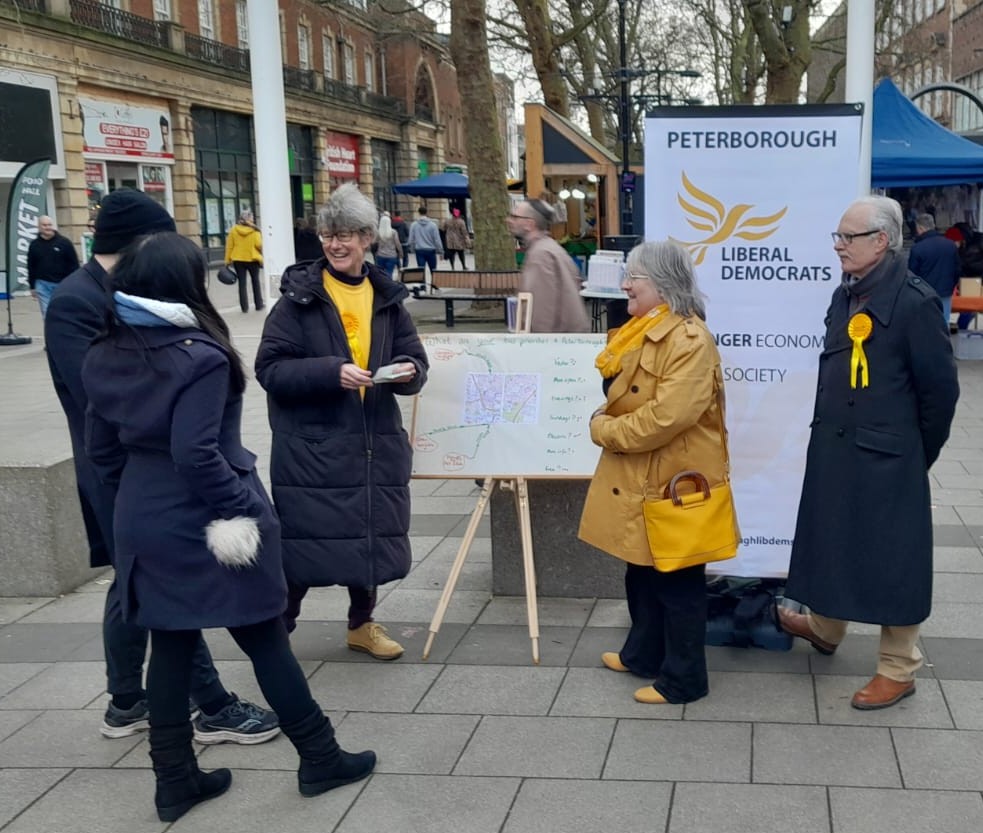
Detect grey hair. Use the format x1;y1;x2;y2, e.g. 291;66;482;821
239;209;254;223
851;196;903;252
625;240;706;319
524;199;554;231
317;184;379;240
915;212;936;231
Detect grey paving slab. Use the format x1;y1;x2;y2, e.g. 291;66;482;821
444;625;578;666
475;595;593;627
16;591;106;623
0;710;148;768
336;774;519;833
307;661;443;713
411;496;492;515
416;665;565;716
424;535;493;563
605;719;749;782
940;679;983;729
684;672;816;724
922;637;983;680
399;553;492;590
829;787;983;833
568;626;630;667
0;711;39;743
930;505;962;524
0;768;69;829
336;712;479;774
920;601;983;637
0;598;52;625
63;632;109;662
432;479;487;496
934;545;983;572
585;598;630;627
754;724;901;787
932;524;981;546
669;783;829;833
954;504;983;525
372;587;490;624
409;514;472;537
0;661;105;710
409;535;445;560
170;770;360;833
705;644;810;674
933;571;983;602
0;663;48;700
450;514;491;537
1;769;161;833
550;667;684;718
503;778;673;833
808;634;897;677
455;715;613;778
893;728;983;790
815;675;953;728
0;623;101;661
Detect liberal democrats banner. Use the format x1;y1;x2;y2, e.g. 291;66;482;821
4;158;51;297
644;105;862;578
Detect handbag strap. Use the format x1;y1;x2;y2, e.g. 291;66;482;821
712;373;732;482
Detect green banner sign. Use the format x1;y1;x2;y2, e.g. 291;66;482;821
4;158;50;296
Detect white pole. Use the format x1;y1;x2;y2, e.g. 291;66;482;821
845;0;876;197
247;0;295;309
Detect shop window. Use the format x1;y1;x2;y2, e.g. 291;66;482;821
371;139;397;214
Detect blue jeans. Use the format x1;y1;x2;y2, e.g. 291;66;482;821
376;256;398;279
942;294;952;326
415;249;438;274
34;279;58;318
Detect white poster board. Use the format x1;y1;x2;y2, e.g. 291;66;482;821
644;105;863;578
410;333;607;477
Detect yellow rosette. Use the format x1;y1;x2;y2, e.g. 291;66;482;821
847;312;873;389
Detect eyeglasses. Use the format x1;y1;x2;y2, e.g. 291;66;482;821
831;229;883;245
507;212;531;220
319;230;357;243
623;272;649;283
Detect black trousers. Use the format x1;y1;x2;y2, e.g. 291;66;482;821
147;618;317;728
619;562;708;703
233;261;263;311
284;581;377;632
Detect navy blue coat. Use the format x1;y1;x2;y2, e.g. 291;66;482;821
82;328;286;630
785;253;959;625
44;259;117;568
908;229;961;298
255;259;428;590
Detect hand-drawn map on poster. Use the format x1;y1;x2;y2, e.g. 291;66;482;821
410;333;607;477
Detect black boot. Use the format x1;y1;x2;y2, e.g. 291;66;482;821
281;707;376;797
149;723;232;822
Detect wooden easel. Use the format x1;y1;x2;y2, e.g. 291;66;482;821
422;292;542;663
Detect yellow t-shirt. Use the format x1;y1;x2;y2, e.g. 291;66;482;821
323;271;374;370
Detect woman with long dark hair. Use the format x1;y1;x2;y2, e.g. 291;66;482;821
82;232;375;823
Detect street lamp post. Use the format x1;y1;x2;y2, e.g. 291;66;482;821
617;0;634;234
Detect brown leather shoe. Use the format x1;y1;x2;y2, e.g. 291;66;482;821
851;674;915;710
776;607;837;655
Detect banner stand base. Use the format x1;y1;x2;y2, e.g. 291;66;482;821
0;332;32;346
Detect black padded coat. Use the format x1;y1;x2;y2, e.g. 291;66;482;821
255;259;428;589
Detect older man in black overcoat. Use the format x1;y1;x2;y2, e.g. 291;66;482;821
780;195;959;710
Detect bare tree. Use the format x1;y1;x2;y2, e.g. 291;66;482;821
449;0;517;270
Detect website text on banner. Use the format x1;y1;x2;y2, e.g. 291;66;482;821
644;105;863;578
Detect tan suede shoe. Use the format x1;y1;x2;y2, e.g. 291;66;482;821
347;623;404;660
601;652;629;672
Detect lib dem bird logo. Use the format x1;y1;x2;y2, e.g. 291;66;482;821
672;172;787;265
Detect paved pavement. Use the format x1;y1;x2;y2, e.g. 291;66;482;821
1;273;983;833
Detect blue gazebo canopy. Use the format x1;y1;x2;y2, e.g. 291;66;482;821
391;172;469;197
873;77;983;188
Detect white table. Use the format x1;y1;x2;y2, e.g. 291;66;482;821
581;287;628;332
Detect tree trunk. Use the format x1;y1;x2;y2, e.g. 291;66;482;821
512;0;570;116
450;0;517;272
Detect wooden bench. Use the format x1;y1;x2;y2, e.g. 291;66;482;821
404;270;521;327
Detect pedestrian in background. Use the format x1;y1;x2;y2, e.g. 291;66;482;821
294;215;322;262
780;196;959;710
579;240;725;706
27;215;79;318
443;208;470;270
407;205;443;274
908;213;962;323
256;184;429;661
374;211;403;278
82;232;375;822
392;211;410;269
44;189;277;745
224;209;264;312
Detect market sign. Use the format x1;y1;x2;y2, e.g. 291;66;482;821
79;98;174;162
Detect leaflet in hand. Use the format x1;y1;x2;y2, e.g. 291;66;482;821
372;363;414;383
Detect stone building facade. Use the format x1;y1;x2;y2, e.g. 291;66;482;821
0;0;468;269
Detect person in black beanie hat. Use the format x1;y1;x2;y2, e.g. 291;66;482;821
43;189;280;745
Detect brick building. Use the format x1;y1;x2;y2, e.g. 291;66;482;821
0;0;473;268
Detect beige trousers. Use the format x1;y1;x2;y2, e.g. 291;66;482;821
808;613;923;682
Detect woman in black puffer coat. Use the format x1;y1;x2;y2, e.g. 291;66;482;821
255;184;428;661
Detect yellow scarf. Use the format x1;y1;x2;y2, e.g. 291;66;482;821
595;304;669;378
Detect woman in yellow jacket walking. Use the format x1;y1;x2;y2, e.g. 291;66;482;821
225;210;264;312
579;240;730;706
